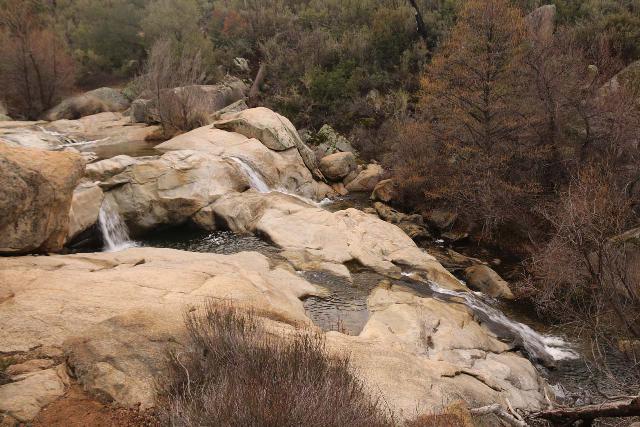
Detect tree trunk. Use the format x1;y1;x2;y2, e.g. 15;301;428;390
532;396;640;425
407;0;431;47
248;62;267;107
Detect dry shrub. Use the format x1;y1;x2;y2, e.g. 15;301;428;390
157;301;391;427
521;164;640;390
140;38;208;136
0;0;75;119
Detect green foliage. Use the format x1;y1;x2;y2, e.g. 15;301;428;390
57;0;146;77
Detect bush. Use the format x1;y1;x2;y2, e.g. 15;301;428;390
139;39;209;135
157;301;391;427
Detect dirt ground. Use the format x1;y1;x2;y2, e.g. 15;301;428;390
32;385;159;427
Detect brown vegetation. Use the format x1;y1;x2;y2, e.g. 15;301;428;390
140;38;210;135
157;301;391;426
0;0;75;119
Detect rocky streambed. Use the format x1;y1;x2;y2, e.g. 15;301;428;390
0;105;591;424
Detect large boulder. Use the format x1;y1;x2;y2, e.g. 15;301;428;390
0;113;161;155
44;88;130;121
66;182;105;242
0;248;321;410
0;365;70;422
214;107;324;180
98;150;250;234
327;286;549;418
0;248;550;419
208;191;462;289
0;143;85;254
371;178;397;203
85;155;139;182
345;163;384;192
160;78;247;119
319;151;356;182
129;98;156;124
373;202;431;242
464;265;515;300
313;124;355;158
155;125;330;200
600;60;640;101
526;4;556;44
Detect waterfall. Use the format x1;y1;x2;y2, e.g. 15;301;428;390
228;157;271;193
98;201;136;252
229;156;326;207
403;273;579;365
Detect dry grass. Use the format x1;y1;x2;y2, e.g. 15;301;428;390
156;301;391;427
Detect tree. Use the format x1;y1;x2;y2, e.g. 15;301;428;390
141;0;213;62
0;0;75;119
402;0;532;238
56;0;147;79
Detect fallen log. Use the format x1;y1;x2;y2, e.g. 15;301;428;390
532;396;640;425
470;404;527;427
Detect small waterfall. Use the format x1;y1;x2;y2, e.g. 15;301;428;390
98;202;136;252
229;156;326;207
403;273;579;365
229;157;271;193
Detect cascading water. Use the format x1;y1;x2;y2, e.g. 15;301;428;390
228;157;271;193
98;201;136;252
401;273;579;365
228;156;327;206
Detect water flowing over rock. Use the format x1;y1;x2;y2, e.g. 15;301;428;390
0;143;84;254
0;112;161;155
97;150;250;234
0;248;551;418
98;200;136;252
214;107;324;180
327;285;551;417
208;191;462;288
67;182;104;243
155;125;331;199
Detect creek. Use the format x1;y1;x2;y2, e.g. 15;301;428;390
90;148;616;406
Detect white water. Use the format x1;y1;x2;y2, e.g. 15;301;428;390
229;157;271;193
229;156;327;207
98;202;136;252
402;272;579;363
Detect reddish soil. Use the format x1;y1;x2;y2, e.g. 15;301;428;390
32;385;159;427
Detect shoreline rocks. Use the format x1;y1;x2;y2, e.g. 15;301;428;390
0;143;84;254
0;248;549;420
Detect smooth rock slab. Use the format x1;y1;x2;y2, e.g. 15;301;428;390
0;365;70;422
209;191;463;289
0;248;320;354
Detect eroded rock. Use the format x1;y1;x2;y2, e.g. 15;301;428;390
319;151;356;182
464;265;515;300
0;365;69;422
214;107;324;180
0;143;84;254
345;163;384;192
67;182;104;242
210;191;462;288
44;88;130;121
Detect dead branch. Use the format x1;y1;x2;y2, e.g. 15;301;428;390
470;404;528;427
248;62;267;106
531;396;640;425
